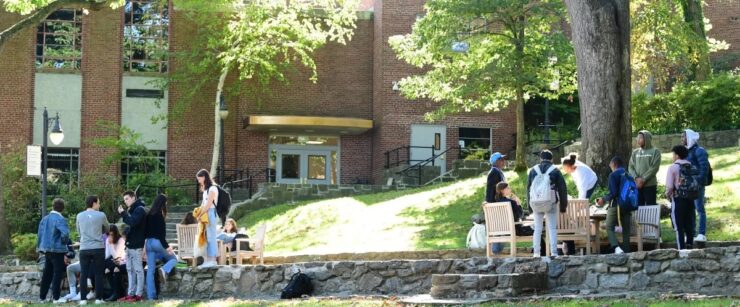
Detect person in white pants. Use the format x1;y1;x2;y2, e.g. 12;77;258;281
526;150;569;257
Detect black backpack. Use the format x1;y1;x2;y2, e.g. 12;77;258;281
675;163;700;200
280;272;313;299
215;185;231;225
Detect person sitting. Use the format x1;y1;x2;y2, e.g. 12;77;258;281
217;218;250;251
494;182;531;235
104;225;127;302
180;212;197;225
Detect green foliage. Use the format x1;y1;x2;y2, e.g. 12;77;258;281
11;233;38;261
632;72;740;134
1;150;42;234
388;0;576;121
1;0;125;15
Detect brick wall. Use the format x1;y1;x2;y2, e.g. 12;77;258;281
0;12;34;153
705;0;740;69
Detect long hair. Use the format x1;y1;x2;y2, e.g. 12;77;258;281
562;153;578;167
149;194;168;218
108;224;122;245
196;169;215;192
224;218;238;233
495;182;509;201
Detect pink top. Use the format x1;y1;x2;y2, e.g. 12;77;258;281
105;237;127;264
665;159;690;200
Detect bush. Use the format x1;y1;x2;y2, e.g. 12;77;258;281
2;151;42;234
11;233;38;261
632;72;740;134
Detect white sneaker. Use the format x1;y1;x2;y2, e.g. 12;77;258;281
94;299;104;304
614;247;625;254
86;291;95;300
158;267;168;284
71;293;81;301
64;292;77;300
694;234;707;242
53;298;68;304
79;300;87;305
198;261;217;269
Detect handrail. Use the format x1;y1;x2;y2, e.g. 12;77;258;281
396;146;461;186
384;145;436;169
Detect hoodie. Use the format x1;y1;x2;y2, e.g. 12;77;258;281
684;129;710;185
121;199;147;249
629;130;661;187
526;161;569;213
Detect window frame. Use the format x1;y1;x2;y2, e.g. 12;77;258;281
36;9;83;72
123;0;170;74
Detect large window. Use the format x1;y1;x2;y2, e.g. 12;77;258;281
458;127;491;160
120;150;166;184
46;148;80;183
36;9;82;70
124;0;169;73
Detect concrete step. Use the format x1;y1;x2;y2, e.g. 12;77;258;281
430;273;547;299
169;205;199;213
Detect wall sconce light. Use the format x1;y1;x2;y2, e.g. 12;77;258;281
392;81;400;92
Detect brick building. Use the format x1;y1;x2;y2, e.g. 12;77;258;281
0;0;737;186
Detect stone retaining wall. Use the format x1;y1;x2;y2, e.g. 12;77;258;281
1;247;737;299
633;129;740;153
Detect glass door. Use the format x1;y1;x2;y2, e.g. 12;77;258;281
276;150;332;184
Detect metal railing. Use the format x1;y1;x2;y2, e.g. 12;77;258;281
384;145;436;169
396;146;461;186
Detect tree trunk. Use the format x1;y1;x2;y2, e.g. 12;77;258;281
681;0;710;81
0;158;10;253
513;15;528;172
565;0;632;183
210;69;229;180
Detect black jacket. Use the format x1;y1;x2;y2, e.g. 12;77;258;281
526;161;569;213
145;212;169;249
121;199;147;249
485;167;505;203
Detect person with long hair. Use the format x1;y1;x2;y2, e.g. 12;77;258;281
195;169;219;268
144;194;178;300
494;182;525;226
216;218;239;243
561;153;598;199
104;224;127;301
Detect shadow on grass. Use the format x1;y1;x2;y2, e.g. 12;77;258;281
352;182;455;206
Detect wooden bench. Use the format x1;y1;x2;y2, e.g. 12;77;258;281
174;224;198;267
630;205;661;251
482;202;536;257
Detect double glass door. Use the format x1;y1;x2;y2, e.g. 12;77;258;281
276;150;332;184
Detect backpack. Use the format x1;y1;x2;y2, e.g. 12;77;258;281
214;185;232;225
281;271;313;299
466;223;487;249
675;163;700;200
618;173;639;211
529;165;557;213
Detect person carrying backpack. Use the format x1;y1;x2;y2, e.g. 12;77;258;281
596;157;632;254
526;150;568;257
195;169;220;268
665;145;697;250
682;129;710;243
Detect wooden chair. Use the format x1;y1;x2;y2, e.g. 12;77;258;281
630;205;661;251
482;202;535;257
232;224;267;265
556;199;592;255
174;224;198;267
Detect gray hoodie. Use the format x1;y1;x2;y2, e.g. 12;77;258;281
629;130;662;187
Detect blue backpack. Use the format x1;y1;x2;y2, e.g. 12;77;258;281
618;173;639;211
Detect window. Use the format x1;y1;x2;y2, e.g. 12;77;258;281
120;150;166;184
36;9;82;70
458;127;491;160
46;148;80;183
124;0;169;73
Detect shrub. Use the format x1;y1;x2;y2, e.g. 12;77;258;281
11;233;38;261
2;151;42;234
632;72;740;134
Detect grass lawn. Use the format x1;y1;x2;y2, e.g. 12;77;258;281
236;147;738;255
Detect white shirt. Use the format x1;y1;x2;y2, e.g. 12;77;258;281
202;186;219;208
571;161;598;199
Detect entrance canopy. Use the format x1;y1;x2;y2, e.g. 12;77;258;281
244;115;373;135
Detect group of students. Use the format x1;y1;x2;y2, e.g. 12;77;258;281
484;128;711;256
36;168;227;304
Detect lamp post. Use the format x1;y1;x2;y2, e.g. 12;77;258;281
42;107;64;217
540;80;560;145
218;94;229;184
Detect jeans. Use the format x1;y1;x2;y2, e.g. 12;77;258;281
672;197;695;249
104;258;126;299
206;208;219;257
39;252;65;301
491;243;504;254
79;249;105;301
126;248;144;296
693;186;706;236
638;185;657;206
606;206;631;252
145;238;177;300
66;261;89;293
532;205;558;256
585;184;597;199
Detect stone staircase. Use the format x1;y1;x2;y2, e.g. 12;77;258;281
165;205;199;242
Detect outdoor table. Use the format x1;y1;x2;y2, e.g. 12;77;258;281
590;207;608;254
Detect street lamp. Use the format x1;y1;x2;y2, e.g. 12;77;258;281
42;107;64;217
219;94;229;184
541;80;560;145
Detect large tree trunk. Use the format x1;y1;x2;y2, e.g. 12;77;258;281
210;69;229;180
0;159;10;253
680;0;710;81
513;15;528;172
565;0;632;182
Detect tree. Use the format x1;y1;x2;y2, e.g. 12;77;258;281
168;0;359;176
389;0;575;171
564;0;631;182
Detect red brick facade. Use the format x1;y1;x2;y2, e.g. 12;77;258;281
0;1;738;185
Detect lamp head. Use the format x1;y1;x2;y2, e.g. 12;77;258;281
219;94;229;119
49;113;64;145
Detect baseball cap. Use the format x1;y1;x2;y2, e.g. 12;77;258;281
490;152;506;164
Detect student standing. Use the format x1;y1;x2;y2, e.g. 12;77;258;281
77;195;110;305
682;129;710;242
195;169;219;268
526;150;568;257
117;191;147;302
37;198;71;303
485;152;507;254
596;157;631;254
665;145;696;250
629;130;661;206
144;194;178;300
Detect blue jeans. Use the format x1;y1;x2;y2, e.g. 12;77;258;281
585;184;597;199
693;186;706;236
145;238;177;300
206;208;218;257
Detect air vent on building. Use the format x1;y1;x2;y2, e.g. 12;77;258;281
126;89;164;99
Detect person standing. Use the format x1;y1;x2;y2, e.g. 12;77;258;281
77;195;110;305
195;169;220;268
596;157;631;254
144;194;178;300
561;153;598;199
484;152;507;254
37;198;71;304
117;191;147;302
665;145;696;250
682;129;710;242
629;130;661;206
526;150;568;257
